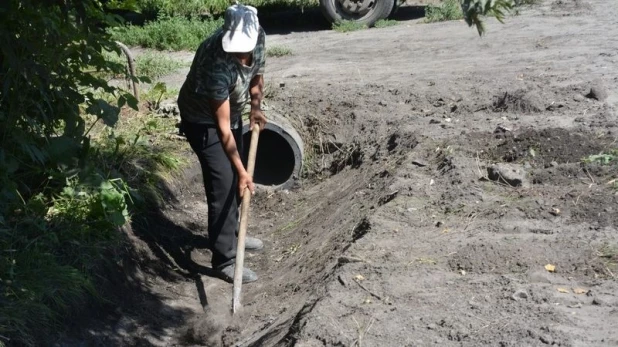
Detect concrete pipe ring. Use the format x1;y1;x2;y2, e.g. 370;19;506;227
241;113;304;190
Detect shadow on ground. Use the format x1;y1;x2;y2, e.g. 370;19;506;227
61;170;221;345
259;5;426;34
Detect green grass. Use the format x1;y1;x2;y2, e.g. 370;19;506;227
0;107;185;346
332;20;368;32
133;0;319;17
425;0;464;23
267;45;293;57
104;51;183;80
374;19;398;28
109;16;223;51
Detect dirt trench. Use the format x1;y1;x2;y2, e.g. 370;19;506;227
64;0;618;346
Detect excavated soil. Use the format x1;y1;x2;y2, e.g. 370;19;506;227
64;0;618;346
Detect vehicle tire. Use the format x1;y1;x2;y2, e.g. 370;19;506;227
320;0;395;27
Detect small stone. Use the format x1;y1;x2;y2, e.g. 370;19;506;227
487;163;529;187
435;221;444;227
573;94;585;102
539;335;552;344
550;161;559;167
592;298;604;306
427;323;438;330
586;79;608;101
337;274;347;287
378;100;387;106
429;119;441;124
279;82;286;88
512;290;529;301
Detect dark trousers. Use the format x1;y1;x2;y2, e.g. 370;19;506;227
182;120;242;269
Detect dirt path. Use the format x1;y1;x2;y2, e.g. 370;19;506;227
70;1;618;346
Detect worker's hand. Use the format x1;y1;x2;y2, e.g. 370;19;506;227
238;171;255;198
249;108;267;132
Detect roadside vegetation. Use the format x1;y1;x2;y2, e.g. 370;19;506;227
103;51;184;80
0;1;186;345
425;0;465;23
267;45;294;57
109;16;223;51
375;19;398;28
133;0;318;18
332;20;368;32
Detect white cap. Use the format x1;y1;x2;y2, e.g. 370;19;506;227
221;5;260;53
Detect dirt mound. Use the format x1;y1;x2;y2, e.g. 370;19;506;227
484;128;612;164
448;238;608;279
551;0;593;14
492;89;545;113
62;1;618;345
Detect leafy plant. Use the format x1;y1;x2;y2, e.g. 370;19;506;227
583;150;618;165
0;0;171;344
459;0;514;35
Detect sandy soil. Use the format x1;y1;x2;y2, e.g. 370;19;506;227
63;1;618;346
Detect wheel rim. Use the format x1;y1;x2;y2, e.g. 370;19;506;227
335;0;376;17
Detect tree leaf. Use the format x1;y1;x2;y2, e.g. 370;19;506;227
86;99;120;127
125;94;139;111
118;95;127;108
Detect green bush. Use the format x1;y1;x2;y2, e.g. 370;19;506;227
110;16;223;51
425;0;464;23
0;1;183;345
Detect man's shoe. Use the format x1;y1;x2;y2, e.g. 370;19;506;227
245;236;264;251
216;264;258;284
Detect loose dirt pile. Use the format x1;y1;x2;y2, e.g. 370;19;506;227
64;0;618;346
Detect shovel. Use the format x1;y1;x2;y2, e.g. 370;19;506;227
232;124;260;314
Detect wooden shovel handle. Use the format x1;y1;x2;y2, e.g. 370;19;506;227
232;125;260;314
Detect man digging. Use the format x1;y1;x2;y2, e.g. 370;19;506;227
178;4;266;284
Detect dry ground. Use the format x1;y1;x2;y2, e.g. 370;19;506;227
65;0;618;346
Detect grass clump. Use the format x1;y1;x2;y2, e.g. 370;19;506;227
513;0;537;5
90;113;185;206
425;0;464;23
104;51;184;80
109;16;223;51
267;45;293;57
374;19;398;28
332;20;368;32
132;0;320;19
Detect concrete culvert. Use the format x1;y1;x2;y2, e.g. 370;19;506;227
242;113;303;189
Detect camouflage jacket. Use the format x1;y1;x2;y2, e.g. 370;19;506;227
178;27;265;127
